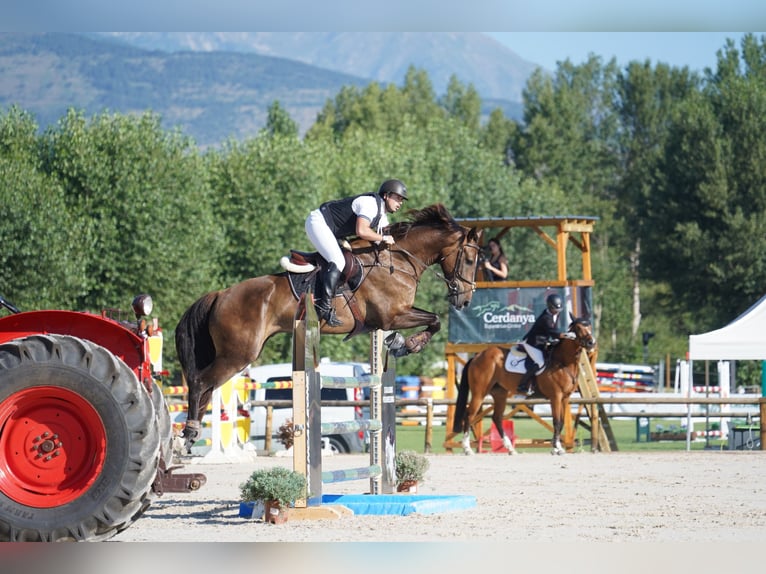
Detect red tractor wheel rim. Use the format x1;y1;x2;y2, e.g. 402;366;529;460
0;386;107;507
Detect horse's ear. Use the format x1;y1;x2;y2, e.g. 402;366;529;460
469;227;482;242
569;311;575;323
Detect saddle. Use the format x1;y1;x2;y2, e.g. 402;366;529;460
504;343;556;375
280;249;367;337
281;249;363;299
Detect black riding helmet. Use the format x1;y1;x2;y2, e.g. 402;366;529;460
378;179;408;201
546;293;563;313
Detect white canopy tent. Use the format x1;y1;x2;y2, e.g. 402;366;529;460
689;294;766;361
686;294;766;449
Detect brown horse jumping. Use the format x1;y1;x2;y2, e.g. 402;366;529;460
453;315;596;455
176;204;482;451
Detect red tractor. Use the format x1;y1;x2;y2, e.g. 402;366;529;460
0;294;205;542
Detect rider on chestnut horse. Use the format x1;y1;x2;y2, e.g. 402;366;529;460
517;293;576;396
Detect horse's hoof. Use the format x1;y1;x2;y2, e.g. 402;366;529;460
183;436;197;453
181;423;200;454
463;448;474;456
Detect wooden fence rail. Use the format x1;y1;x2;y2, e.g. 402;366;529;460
246;395;765;453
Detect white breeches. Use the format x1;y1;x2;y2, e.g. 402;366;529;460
520;342;544;369
305;209;346;271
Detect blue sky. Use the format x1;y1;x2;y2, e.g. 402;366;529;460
485;32;759;73
1;3;762;74
4;2;766;32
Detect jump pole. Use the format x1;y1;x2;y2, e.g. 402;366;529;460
292;293;322;506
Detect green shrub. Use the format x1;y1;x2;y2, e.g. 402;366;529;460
239;466;307;507
395;450;430;485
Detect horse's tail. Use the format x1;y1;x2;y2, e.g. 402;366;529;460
452;357;473;434
175;291;218;383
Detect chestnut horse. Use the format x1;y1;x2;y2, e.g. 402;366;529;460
453;315;596;455
176;204;482;451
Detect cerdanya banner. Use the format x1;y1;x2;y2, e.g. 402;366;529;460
448;287;566;344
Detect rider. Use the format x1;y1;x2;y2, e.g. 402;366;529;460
304;179;408;326
517;293;575;396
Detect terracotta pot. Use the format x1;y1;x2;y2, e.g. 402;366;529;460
265;500;288;524
396;480;418;493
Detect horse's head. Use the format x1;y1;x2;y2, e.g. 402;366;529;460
390;204;483;310
441;225;483;309
567;313;597;351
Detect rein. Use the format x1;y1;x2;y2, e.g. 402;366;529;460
378;235;481;299
551;322;596;373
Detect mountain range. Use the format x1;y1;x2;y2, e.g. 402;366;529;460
0;32;540;147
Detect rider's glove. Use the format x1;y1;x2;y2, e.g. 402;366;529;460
561;332;577;340
381;234;395;245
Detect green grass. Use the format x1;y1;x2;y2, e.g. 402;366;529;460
395;418;732;454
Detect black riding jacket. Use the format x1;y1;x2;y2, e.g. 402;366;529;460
523;309;563;350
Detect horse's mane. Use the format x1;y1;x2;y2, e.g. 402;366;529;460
389;203;463;239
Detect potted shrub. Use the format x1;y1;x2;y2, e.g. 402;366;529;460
239;466;307;524
395;450;429;493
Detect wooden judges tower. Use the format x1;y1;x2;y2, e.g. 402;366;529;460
443;215;614;452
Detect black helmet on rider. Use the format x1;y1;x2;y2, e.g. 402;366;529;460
378;179;408;201
546;293;563;313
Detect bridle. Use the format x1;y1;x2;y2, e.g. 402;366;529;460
551;319;596;385
440;238;482;301
383;231;481;301
569;319;596;351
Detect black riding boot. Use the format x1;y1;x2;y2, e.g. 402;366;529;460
315;262;343;327
517;358;536;396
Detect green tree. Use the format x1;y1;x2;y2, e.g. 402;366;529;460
514;56;621;209
41;109;223;365
0;163;87;311
609;61;701;357
0;106;87;311
644;34;766;331
440;75;481;132
401;66;443;130
263;100;299;138
480;107;518;164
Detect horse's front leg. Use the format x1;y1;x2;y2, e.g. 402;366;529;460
387;307;440;356
548;393;567;455
551;417;566;455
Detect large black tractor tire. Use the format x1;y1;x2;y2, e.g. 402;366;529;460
0;334;160;542
150;380;174;466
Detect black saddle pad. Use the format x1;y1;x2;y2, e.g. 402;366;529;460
285;253;363;301
286;268;320;300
